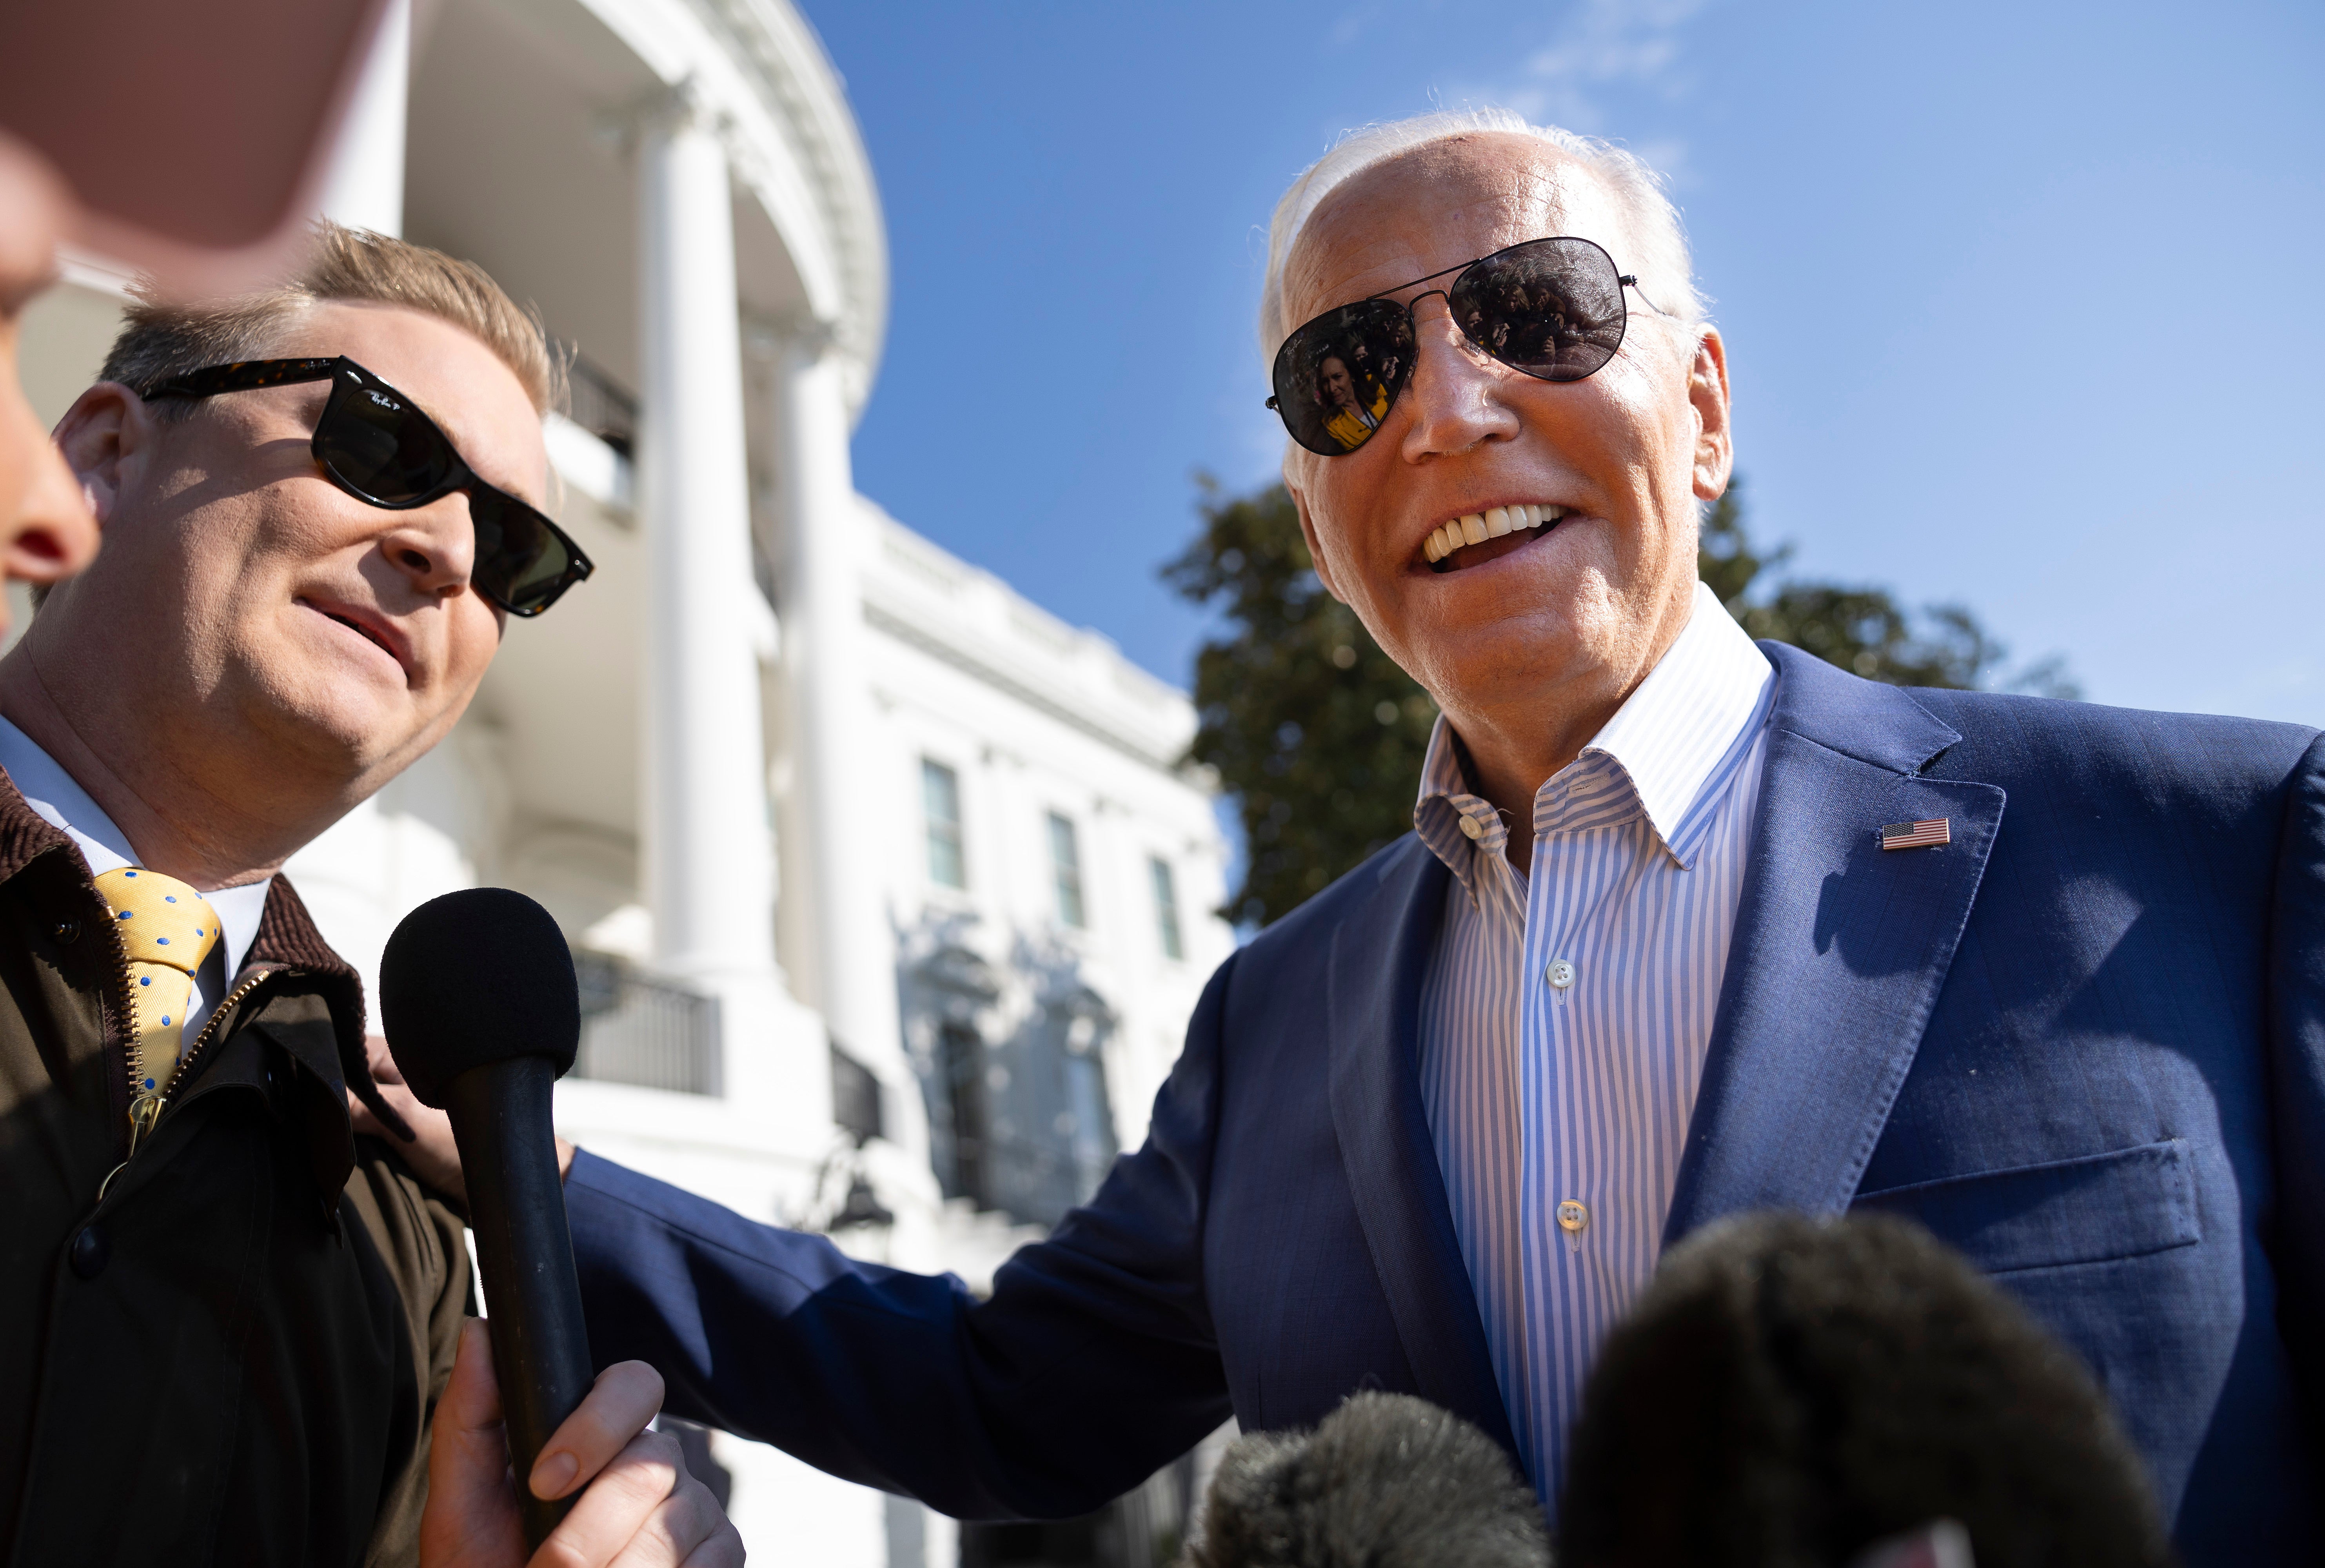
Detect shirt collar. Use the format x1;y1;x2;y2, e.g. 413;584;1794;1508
1414;578;1773;879
0;716;273;980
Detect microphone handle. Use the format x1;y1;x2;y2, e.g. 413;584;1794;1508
444;1055;595;1549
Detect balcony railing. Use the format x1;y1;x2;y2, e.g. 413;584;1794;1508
572;956;722;1096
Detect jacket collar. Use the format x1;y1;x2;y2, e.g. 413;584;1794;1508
0;765;389;1159
1661;642;2006;1238
1324;837;1519;1456
0;762;365;1019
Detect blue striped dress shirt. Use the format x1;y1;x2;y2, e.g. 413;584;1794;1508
1413;579;1775;1512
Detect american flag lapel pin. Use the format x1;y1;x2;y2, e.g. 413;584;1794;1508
1880;818;1951;851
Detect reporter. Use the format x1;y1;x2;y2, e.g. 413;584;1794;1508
0;224;605;1564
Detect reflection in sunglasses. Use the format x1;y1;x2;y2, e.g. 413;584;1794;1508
1268;236;1635;457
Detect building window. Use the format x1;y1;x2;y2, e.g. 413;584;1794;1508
1150;857;1183;960
922;759;965;889
935;1022;991;1208
1047;812;1086;929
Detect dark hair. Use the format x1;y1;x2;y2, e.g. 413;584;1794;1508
1559;1212;2175;1568
1184;1392;1549;1568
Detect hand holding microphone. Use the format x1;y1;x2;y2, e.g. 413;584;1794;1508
381;887;738;1567
383;887;596;1548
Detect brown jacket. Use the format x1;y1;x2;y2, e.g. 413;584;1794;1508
0;772;469;1566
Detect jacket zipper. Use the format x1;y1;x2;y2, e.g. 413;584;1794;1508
97;965;274;1205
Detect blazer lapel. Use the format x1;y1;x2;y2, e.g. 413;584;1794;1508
1324;839;1517;1454
1664;644;2006;1242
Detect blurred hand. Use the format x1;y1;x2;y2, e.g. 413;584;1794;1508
421;1319;743;1568
349;1033;578;1201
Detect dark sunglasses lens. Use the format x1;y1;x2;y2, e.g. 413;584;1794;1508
1271;299;1416;455
469;490;577;614
315;374;454;501
1448;238;1627;383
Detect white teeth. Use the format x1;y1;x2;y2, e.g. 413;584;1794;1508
1430;506;1571;566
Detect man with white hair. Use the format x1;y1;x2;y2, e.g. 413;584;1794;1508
380;110;2322;1564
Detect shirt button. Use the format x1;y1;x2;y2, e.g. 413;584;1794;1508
1557;1200;1589;1233
1546;957;1577;989
1459;815;1484;841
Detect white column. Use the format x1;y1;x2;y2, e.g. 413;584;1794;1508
772;324;904;1082
317;0;409;236
636;92;780;998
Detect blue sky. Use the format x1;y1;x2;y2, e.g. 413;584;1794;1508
800;0;2323;726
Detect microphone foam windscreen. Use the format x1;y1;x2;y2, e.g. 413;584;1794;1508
380;887;581;1107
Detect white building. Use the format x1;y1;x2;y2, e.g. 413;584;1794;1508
14;1;1235;1563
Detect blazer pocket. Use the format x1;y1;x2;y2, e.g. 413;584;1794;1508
1851;1138;2200;1274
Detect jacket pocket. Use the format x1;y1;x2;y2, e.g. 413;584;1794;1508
1851;1138;2200;1274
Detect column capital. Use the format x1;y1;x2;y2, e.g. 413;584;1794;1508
595;76;729;155
745;311;843;364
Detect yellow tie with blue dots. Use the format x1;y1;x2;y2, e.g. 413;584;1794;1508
93;867;221;1100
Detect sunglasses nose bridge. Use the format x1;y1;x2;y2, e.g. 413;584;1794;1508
372;485;485;592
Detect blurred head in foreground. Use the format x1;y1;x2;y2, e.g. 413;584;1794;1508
0;135;104;620
1560;1212;2174;1568
1184;1391;1549;1568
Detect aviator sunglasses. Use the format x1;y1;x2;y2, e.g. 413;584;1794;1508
1266;236;1653;457
141;356;594;616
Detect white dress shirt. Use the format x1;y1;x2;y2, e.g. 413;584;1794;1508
0;717;272;1050
1412;577;1775;1510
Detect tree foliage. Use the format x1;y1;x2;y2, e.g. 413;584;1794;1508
1167;477;2074;927
1161;479;1437;930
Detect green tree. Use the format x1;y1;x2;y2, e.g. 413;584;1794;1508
1161;479;1437;929
1167;477;2073;927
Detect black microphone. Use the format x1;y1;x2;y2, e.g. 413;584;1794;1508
380;887;590;1549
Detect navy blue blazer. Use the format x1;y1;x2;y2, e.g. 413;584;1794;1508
566;644;2325;1563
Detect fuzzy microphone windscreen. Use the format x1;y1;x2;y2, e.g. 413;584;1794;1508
1183;1392;1550;1568
1558;1211;2174;1568
378;886;579;1107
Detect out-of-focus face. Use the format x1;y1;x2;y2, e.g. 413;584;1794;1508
0;135;103;630
33;301;541;799
1279;131;1730;739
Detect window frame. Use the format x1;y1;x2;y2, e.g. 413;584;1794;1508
1046;810;1087;929
921;756;967;891
1149;855;1184;961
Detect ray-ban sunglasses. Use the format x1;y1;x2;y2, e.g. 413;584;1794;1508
1266;235;1656;457
141;356;594;616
